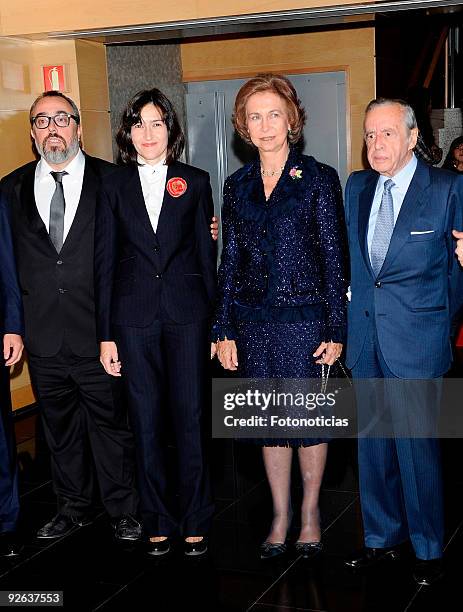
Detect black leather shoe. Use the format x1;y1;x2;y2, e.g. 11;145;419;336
413;558;443;586
0;532;23;557
184;537;208;557
36;514;93;539
344;546;402;569
112;515;142;541
295;541;323;560
260;541;287;560
146;537;171;556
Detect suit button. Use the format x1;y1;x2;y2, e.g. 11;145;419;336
153;246;159;253
375;281;381;288
57;260;63;265
154;274;162;279
58;288;66;294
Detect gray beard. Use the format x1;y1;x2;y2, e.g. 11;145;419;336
38;135;80;165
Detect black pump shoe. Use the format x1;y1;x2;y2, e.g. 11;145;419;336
146;537;171;556
295;541;323;560
184;537;208;557
260;541;287;560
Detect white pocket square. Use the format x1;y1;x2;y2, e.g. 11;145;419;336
410;230;434;235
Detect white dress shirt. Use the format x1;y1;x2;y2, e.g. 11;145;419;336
137;156;168;233
34;149;85;241
367;153;418;257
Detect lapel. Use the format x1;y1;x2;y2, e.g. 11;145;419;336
126;165;157;238
17;162;59;251
16;162;43;232
268;147;307;210
60;155;98;255
156;162;183;241
379;160;430;275
357;171;379;276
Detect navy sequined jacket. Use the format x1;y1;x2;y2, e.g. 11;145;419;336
212;148;349;343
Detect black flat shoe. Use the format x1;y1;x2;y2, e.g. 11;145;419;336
413;558;443;586
112;515;142;541
184;537;208;557
344;546;402;569
0;532;23;557
295;541;323;560
146;537;171;556
260;541;287;560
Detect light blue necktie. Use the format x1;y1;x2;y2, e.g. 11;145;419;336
370;179;395;276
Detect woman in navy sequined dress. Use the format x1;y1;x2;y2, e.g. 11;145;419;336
212;74;348;559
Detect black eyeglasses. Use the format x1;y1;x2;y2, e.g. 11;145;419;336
31;113;79;129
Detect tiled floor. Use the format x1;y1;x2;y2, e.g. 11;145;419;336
2;409;462;611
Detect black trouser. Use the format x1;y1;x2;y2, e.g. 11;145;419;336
28;344;138;519
0;364;19;533
114;318;213;537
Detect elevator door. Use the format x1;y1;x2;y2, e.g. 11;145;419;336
185;72;347;246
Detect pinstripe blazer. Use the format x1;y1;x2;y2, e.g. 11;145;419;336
345;159;463;378
94;161;217;340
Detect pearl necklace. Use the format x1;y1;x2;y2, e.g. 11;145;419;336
260;165;285;177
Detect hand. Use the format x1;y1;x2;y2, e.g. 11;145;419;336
217;339;238;370
211;342;217;359
210;216;219;241
453;230;463;266
100;341;122;377
3;334;23;366
313;341;343;366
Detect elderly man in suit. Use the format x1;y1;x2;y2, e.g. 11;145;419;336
344;98;463;586
0;91;140;541
0;193;24;556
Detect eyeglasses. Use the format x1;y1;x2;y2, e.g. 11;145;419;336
31;113;79;129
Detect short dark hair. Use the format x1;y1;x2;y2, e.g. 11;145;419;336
233;73;306;146
30;91;81;125
116;88;185;165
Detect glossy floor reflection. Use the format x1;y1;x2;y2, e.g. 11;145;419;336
1;411;462;611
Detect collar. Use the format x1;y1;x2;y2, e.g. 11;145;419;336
377;153;417;191
137;156;167;177
37;148;85;179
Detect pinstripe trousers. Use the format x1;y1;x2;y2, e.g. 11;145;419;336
114;317;213;537
351;318;444;560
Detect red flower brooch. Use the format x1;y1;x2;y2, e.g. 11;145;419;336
167;177;188;197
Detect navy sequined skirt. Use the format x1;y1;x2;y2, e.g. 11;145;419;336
235;319;330;448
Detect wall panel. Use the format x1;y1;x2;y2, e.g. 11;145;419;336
181;26;375;171
0;1;377;36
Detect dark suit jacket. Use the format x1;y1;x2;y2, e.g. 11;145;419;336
0;194;23;338
212;148;348;343
345;158;463;378
0;154;114;357
94;161;217;340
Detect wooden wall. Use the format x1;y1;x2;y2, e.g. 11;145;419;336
0;1;378;36
181;26;375;172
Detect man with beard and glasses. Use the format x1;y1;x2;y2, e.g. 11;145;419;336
0;91;140;542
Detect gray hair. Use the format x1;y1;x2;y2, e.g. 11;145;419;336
29;91;81;125
365;97;417;132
